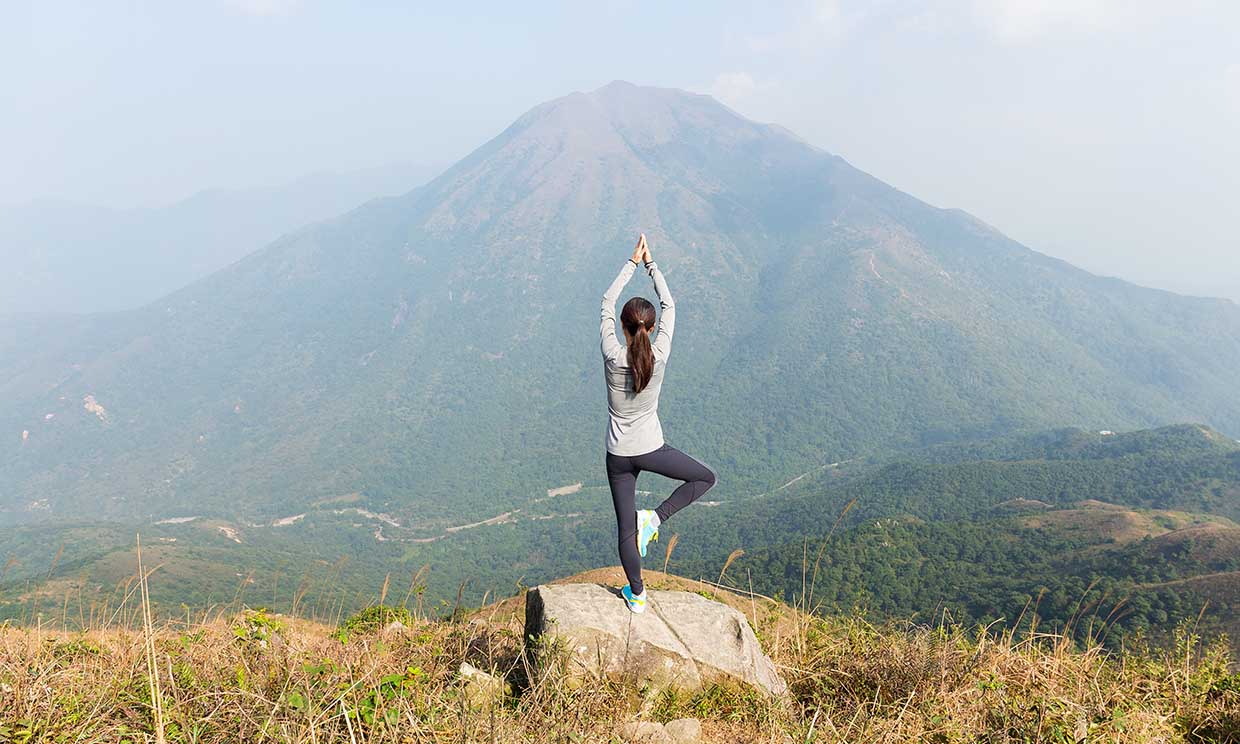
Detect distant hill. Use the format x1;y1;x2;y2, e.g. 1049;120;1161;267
664;424;1240;646
4;82;1240;533
0;161;438;314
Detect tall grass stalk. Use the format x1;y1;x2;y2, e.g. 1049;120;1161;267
137;534;167;744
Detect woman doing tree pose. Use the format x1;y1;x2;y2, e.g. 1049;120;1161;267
599;233;717;613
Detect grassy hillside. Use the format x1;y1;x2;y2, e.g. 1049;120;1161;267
2;569;1238;743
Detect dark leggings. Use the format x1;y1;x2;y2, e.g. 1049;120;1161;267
605;443;717;595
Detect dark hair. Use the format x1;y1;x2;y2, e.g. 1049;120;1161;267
620;297;657;393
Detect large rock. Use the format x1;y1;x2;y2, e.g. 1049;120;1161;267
524;583;786;696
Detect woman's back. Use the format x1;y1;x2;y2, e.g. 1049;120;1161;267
603;351;667;456
599;258;676;457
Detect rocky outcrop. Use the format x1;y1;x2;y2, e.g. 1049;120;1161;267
524;583;786;696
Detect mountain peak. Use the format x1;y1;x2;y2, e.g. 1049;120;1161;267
592;79;641;94
506;80;775;150
414;81;827;242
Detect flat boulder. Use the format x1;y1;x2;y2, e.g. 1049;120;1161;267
524;583;786;696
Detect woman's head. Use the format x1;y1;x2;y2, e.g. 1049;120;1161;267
620;297;656;393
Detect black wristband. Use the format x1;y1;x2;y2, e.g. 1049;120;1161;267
628;258;639;267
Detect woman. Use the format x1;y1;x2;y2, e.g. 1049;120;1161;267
600;233;717;614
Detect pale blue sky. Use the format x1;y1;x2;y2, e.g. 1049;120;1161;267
4;1;1238;298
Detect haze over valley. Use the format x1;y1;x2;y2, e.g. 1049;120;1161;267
1;160;440;314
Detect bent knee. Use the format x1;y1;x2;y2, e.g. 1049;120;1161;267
701;466;717;489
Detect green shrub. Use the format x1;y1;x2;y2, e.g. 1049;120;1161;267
231;608;284;647
333;604;412;642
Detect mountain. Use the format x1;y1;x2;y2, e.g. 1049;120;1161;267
0;161;439;314
4;80;1240;537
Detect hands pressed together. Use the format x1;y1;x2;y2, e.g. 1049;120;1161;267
630;233;652;265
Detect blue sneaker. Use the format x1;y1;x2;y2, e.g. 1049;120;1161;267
622;584;647;614
636;509;660;558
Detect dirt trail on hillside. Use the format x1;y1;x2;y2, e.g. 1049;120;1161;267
1136;570;1240;591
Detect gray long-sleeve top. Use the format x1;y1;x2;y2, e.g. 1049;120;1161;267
600;259;676;456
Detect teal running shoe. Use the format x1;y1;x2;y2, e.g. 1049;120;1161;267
622;584;647;614
636;509;660;558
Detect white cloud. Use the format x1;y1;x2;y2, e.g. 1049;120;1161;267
1225;63;1240;87
1222;62;1240;117
972;0;1175;42
741;0;1210;48
226;0;301;17
745;0;845;54
811;0;843;34
710;72;758;107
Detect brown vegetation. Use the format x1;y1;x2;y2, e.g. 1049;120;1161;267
1;568;1238;742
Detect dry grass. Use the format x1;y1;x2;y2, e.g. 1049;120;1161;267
1018;504;1238;548
1;568;1238;743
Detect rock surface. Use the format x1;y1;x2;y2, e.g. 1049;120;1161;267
458;662;510;708
524;583;786;696
620;721;673;743
618;719;701;743
664;718;702;742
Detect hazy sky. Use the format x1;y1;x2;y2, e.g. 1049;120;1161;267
5;1;1238;300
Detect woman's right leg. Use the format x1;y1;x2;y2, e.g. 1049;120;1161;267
606;452;644;594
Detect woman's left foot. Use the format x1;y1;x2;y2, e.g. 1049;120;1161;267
636;509;660;557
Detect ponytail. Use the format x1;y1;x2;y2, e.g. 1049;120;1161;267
627;324;654;393
620;296;657;394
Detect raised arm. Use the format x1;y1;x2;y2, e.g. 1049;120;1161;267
601;259;637;361
647;261;675;361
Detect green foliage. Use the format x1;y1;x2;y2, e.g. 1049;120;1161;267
350;666;426;728
0;719;43;744
232;608;284;647
651;683;768;723
333;604;411;643
50;638;104;661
